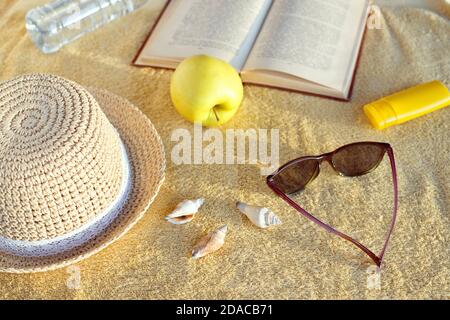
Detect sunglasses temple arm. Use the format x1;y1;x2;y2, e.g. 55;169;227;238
268;183;382;266
377;146;399;264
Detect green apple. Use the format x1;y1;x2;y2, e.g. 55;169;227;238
170;55;244;127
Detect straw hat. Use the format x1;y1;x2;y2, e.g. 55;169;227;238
0;74;165;273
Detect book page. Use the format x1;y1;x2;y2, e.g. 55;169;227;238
140;0;272;71
243;0;368;90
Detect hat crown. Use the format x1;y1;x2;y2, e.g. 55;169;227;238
0;74;124;241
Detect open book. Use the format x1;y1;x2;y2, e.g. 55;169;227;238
133;0;370;100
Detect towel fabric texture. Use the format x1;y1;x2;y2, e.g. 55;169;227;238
0;0;449;299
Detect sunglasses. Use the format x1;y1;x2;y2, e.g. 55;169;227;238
266;142;398;267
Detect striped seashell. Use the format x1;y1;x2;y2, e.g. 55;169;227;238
236;201;281;229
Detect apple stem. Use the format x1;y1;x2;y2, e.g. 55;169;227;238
213;106;220;123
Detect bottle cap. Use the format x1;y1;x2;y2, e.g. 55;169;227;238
363;100;397;130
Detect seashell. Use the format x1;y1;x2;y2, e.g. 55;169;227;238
165;198;205;225
236;201;281;229
191;225;227;259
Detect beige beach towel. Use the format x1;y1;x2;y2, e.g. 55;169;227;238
0;0;449;299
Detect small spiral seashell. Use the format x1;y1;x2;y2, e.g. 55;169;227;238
165;198;204;224
191;225;227;259
236;201;281;228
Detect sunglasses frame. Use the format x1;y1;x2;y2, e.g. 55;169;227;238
266;142;398;267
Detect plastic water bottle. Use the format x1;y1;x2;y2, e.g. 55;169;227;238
26;0;149;54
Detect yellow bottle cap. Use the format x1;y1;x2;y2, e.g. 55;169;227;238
363;100;397;130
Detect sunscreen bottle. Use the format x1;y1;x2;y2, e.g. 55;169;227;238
363;81;450;130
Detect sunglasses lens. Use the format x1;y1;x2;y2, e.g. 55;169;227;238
332;143;386;176
272;159;319;194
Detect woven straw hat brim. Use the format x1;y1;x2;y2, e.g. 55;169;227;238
0;88;165;273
